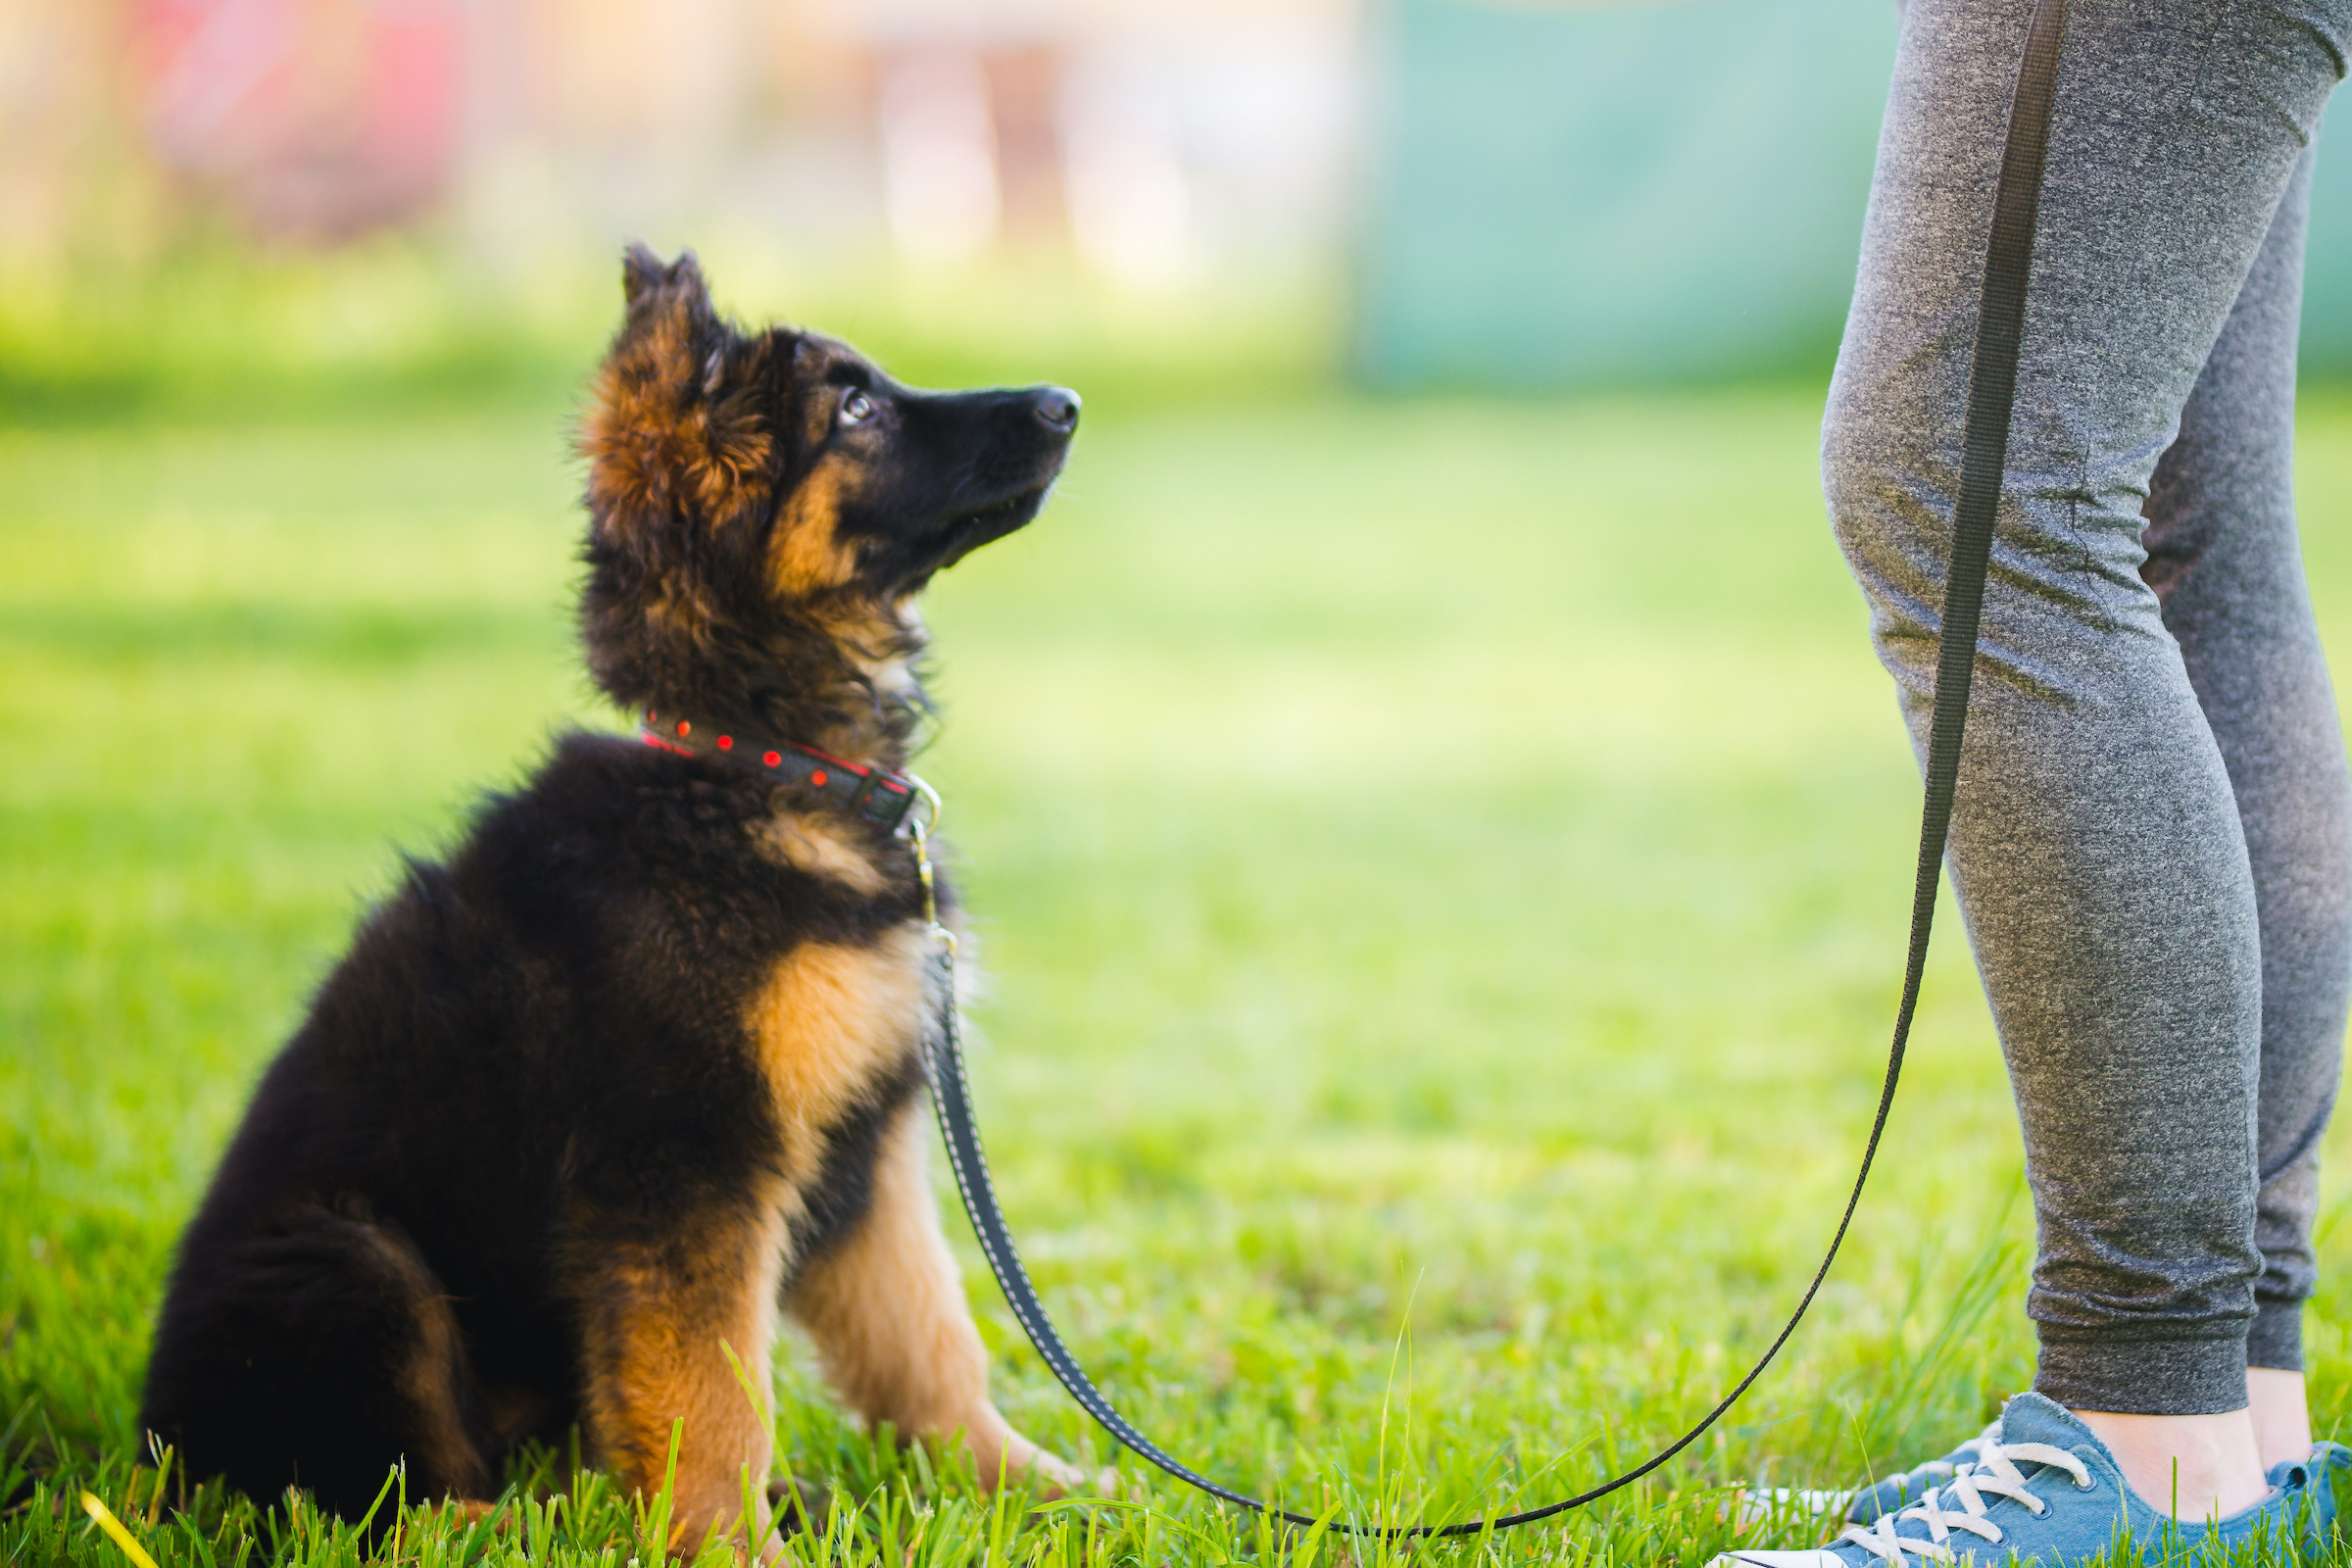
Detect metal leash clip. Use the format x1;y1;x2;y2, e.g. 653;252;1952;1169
900;772;955;955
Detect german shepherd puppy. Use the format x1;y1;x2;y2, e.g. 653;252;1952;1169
139;247;1093;1549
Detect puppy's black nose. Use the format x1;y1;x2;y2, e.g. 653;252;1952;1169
1034;387;1081;431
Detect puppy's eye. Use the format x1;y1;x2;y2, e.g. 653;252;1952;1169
839;390;876;426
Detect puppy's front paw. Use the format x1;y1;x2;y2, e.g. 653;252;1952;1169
962;1418;1119;1501
1019;1448;1122;1502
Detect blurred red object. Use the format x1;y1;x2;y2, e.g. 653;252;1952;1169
132;0;462;240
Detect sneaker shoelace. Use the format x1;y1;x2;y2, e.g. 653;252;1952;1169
1894;1424;1998;1494
1838;1442;2092;1566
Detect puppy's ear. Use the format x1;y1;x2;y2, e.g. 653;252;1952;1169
620;244;709;316
581;249;773;551
622;243;663;307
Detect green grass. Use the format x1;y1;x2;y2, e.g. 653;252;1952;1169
0;241;1339;426
7;370;2352;1567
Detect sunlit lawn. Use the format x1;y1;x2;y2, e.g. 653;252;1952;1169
7;371;2352;1566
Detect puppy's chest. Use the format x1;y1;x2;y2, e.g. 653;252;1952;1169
742;921;934;1179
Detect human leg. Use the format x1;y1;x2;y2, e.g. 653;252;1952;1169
1821;0;2347;1524
2248;1368;2314;1468
2140;147;2352;1461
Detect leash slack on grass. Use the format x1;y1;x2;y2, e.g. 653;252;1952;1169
915;0;2071;1533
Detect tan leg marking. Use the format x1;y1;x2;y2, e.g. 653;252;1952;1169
786;1103;1097;1495
575;1200;789;1556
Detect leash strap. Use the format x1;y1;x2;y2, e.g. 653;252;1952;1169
920;0;2070;1532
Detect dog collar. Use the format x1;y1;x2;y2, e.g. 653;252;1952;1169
637;708;925;834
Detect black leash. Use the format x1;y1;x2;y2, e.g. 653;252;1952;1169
912;0;2070;1533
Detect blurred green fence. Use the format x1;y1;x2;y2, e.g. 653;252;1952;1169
1353;0;2352;390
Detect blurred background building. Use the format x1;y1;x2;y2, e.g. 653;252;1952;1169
1356;0;2352;386
0;0;1355;281
2;0;2348;387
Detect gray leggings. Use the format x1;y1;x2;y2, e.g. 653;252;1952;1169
1827;0;2352;1414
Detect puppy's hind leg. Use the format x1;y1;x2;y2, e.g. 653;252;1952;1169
140;1199;490;1523
785;1103;1103;1497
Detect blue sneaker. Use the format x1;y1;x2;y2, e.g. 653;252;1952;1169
1845;1419;2002;1525
2268;1441;2351;1546
1716;1393;2328;1567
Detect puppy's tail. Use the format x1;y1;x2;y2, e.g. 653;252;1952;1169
141;1195;490;1522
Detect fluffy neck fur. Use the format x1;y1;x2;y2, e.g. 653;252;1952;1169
578;567;931;771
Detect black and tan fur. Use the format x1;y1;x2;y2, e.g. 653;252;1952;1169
138;247;1091;1550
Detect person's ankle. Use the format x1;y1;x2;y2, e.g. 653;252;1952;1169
2246;1368;2312;1471
2070;1406;2270;1521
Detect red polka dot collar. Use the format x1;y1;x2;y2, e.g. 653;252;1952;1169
636;708;925;834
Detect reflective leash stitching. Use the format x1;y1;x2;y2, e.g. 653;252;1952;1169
909;0;2070;1532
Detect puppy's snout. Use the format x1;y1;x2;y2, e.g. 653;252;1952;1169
1033;387;1081;432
